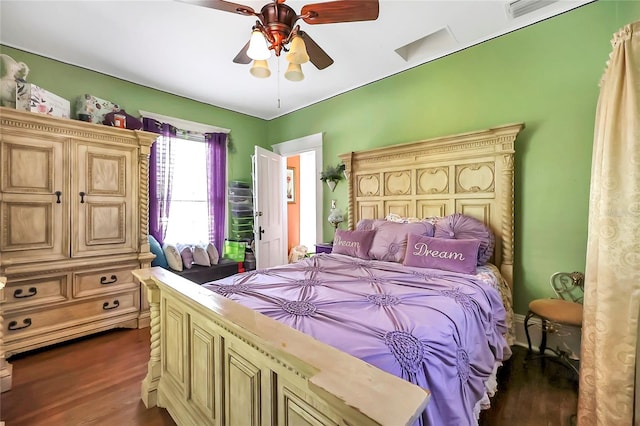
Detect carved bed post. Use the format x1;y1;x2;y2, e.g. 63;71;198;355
139;273;162;408
501;153;515;290
340;152;354;230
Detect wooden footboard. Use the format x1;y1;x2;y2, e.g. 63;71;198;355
133;267;429;426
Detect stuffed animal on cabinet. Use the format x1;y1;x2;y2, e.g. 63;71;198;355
0;54;30;108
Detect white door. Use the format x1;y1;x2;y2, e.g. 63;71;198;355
252;146;287;268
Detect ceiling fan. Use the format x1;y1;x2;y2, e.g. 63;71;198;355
180;0;379;80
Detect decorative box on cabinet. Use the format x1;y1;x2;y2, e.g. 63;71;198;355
0;107;157;391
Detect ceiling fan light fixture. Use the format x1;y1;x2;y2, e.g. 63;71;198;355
284;62;304;82
250;60;271;78
247;29;271;60
285;35;310;65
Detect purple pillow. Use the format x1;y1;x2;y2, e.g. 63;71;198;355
180;245;194;269
434;213;495;265
355;218;375;231
403;234;480;275
332;229;376;259
369;221;435;263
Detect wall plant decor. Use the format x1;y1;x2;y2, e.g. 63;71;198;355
320;162;345;192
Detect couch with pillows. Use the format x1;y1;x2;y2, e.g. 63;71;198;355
148;236;239;284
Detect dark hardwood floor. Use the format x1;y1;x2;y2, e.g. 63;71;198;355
479;346;579;426
0;328;174;426
1;328;577;425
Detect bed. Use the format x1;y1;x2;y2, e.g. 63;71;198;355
133;122;524;425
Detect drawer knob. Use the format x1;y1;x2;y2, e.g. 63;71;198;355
102;300;120;310
100;275;118;285
8;318;32;331
55;191;62;203
14;287;38;298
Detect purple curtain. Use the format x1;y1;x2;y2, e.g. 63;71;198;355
205;132;227;255
144;118;177;245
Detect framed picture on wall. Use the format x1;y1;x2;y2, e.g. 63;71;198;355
286;167;295;203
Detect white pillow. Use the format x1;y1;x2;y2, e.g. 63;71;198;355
193;245;211;267
163;243;183;271
206;242;219;265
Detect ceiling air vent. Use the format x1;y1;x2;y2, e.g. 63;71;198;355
506;0;558;19
394;27;457;62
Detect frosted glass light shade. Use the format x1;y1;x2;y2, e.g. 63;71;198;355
328;207;344;228
250;60;271;78
285;36;309;65
284;62;304;82
247;30;271;60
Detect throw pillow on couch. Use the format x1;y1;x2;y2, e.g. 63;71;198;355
148;234;169;268
148;235;222;272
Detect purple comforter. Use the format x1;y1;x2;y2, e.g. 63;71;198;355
203;253;509;426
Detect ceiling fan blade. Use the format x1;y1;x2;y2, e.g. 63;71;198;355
299;31;334;70
177;0;256;16
232;41;252;64
301;0;379;25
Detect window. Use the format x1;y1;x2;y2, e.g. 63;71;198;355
163;137;209;244
144;114;228;253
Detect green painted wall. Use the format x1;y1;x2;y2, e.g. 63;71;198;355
2;1;638;315
266;0;640;314
0;45;268;184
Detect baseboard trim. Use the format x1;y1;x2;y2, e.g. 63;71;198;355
512;313;581;359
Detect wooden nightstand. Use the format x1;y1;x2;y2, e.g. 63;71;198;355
315;243;333;254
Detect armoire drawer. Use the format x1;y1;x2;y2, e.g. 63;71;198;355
73;263;139;298
3;289;140;343
3;273;69;311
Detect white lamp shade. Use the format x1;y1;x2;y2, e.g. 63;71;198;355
328;207;344;228
249;60;271;78
284;62;304;82
247;30;271;60
285;36;309;65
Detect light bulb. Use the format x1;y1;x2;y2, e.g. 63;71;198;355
285;35;309;65
284;62;304;82
249;60;271;78
247;29;271;60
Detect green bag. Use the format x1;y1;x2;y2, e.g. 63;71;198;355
223;240;246;262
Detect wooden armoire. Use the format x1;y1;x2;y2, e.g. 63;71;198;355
0;107;158;391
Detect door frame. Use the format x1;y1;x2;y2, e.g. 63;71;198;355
272;133;324;247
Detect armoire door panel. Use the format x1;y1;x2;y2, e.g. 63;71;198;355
86;152;126;196
73;143;136;257
86;203;126;243
0;134;68;264
0;194;67;263
1;136;65;194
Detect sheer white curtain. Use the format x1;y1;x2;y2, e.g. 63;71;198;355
577;21;640;426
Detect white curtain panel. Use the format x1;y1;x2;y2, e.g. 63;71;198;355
578;21;640;426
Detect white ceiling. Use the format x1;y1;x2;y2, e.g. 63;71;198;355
0;0;593;120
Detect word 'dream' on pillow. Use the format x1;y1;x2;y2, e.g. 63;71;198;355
403;234;480;275
332;229;376;259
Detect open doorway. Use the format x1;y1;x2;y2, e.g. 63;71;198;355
272;133;323;257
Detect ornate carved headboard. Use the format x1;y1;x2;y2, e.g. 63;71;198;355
339;123;524;290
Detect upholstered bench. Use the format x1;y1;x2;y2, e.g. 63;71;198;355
173;259;239;284
148;235;240;285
